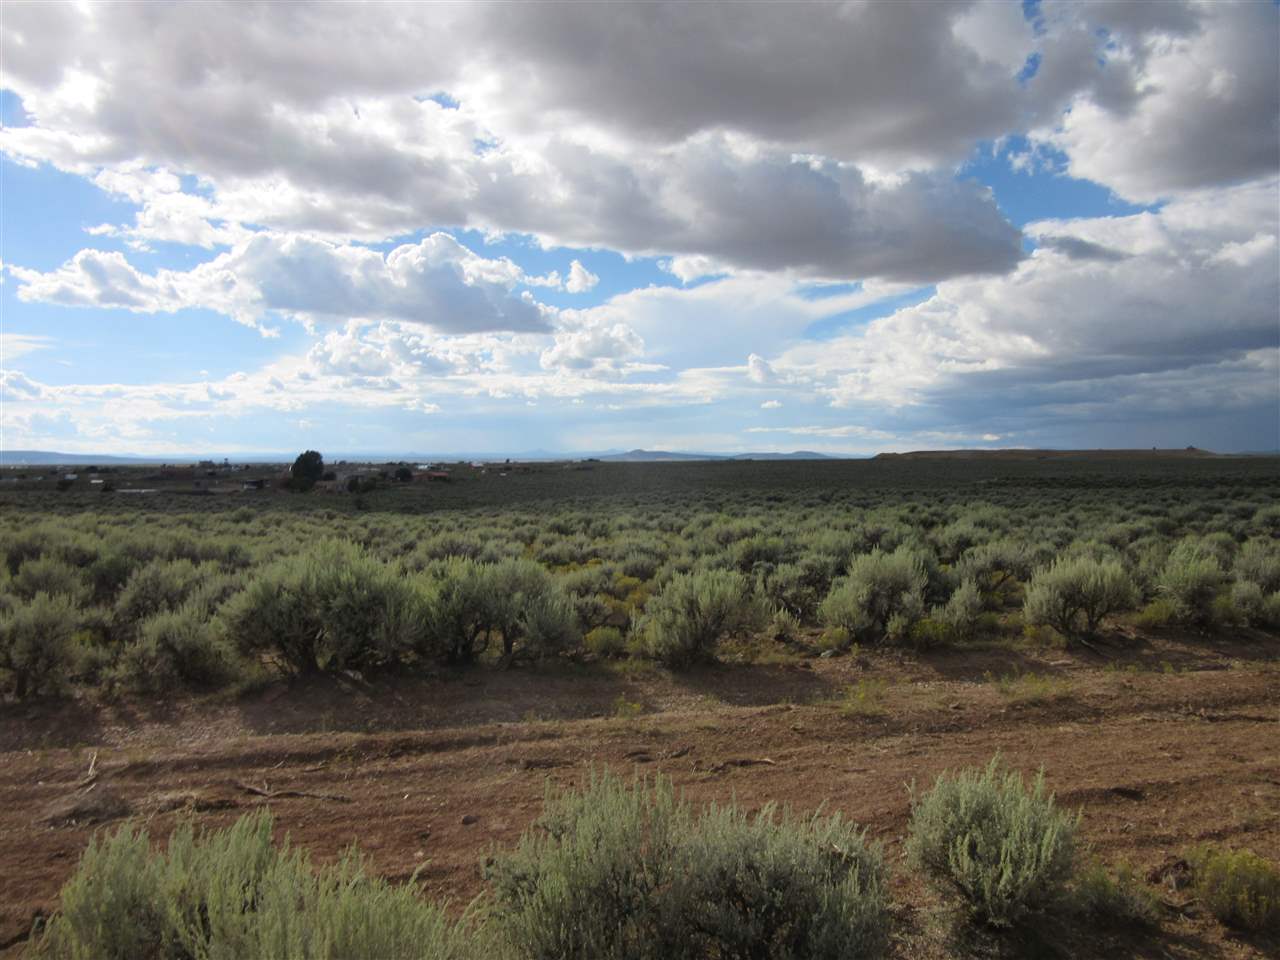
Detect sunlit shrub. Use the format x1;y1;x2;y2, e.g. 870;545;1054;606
1234;538;1280;593
634;569;759;667
955;539;1039;602
1157;539;1225;625
1186;845;1280;932
819;547;926;644
907;758;1079;927
940;579;984;642
1023;557;1136;642
42;811;475;960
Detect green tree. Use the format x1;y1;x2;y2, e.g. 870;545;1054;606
290;450;325;491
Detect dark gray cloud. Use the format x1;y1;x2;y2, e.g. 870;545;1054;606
1036;236;1130;262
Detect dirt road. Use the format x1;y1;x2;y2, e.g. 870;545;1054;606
2;636;1277;957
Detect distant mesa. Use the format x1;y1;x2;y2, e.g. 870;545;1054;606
599;449;833;462
872;447;1219;461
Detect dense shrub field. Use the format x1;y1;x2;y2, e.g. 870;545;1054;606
1;458;1278;698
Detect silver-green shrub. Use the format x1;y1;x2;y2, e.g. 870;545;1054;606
819;547;926;644
668;802;888;959
954;539;1039;600
485;559;581;662
113;602;241;692
1229;580;1267;627
940;579;984;641
906;758;1079;927
417;556;494;664
486;772;889;960
112;558;208;636
221;540;425;674
1069;860;1159;926
1234;538;1280;594
11;557;90;607
1022;557;1136;641
419;558;580;665
634;569;759;667
0;592;82;698
1157;538;1225;625
42;811;475;960
486;773;684;960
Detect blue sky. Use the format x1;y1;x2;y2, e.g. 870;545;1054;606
1;1;1276;457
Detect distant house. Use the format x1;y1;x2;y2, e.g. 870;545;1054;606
63;473;78;481
241;479;265;491
424;471;451;482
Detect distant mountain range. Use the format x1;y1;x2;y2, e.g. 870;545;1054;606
0;448;838;466
1;450;179;466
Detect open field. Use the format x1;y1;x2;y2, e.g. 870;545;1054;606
1;456;1278;956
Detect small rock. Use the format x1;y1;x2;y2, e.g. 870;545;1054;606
461;814;479;826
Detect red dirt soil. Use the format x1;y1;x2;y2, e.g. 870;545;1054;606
2;632;1277;958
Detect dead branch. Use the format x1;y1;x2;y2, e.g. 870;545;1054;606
709;757;777;773
233;780;351;803
76;750;99;787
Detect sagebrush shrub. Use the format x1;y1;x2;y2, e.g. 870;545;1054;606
1262;591;1280;629
112;558;207;636
634;569;759;667
955;540;1039;601
819;547;927;644
1157;538;1225;625
1070;860;1159;925
417;557;494;664
906;758;1079;927
485;558;581;662
1228;580;1266;627
87;552;138;605
940;579;984;642
1187;845;1280;932
11;557;90;606
585;625;626;658
486;772;889;960
767;605;802;642
757;556;837;622
418;557;580;665
1022;557;1135;641
222;540;425;674
42;811;476;959
1234;538;1280;593
486;773;684;959
113;602;241;692
0;592;82;699
668;803;888;959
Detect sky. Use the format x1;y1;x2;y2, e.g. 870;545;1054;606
1;0;1277;458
